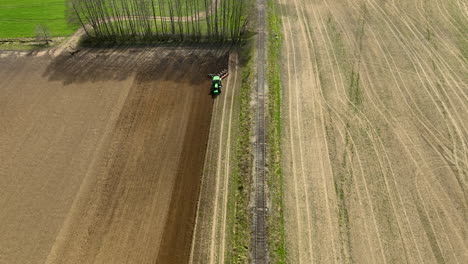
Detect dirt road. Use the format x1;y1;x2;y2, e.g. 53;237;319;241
252;0;269;262
280;0;467;263
0;47;228;264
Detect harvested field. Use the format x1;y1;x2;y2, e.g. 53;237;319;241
280;0;467;263
0;47;228;264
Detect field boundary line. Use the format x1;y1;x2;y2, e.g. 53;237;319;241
219;55;239;264
208;64;232;264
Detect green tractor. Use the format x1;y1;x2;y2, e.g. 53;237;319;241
208;69;229;96
212;75;222;95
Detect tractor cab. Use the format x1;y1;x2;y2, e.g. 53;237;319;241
208;70;228;96
212;75;222;94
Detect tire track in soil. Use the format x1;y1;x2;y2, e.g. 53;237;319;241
280;0;467;263
281;14;313;264
350;0;466;241
307;3;399;263
208;58;232;264
369;35;467;256
335;1;463;150
281;0;341;262
218;56;239;264
344;2;465;261
188;94;221;264
362;0;468;157
372;0;465;261
189;54;240;264
358;2;468;250
188;96;218;264
207;55;237;264
313;2;430;262
293;3;343;261
358;56;466;262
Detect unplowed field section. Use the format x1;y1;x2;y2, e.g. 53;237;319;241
0;48;227;264
280;0;467;263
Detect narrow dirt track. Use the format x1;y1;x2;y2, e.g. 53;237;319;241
0;47;228;264
252;0;269;262
280;0;467;263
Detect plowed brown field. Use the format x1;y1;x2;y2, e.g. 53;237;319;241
189;54;242;264
280;0;467;263
0;47;228;264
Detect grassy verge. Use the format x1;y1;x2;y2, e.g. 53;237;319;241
225;39;255;264
266;0;286;263
0;36;67;51
0;42;48;51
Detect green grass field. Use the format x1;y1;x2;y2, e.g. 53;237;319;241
0;0;208;39
0;0;76;38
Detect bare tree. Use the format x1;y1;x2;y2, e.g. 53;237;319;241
68;0;250;42
35;24;51;45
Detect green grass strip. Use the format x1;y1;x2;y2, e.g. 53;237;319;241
267;0;286;263
226;40;254;264
0;0;76;38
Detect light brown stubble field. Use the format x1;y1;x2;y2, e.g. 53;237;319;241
279;0;467;263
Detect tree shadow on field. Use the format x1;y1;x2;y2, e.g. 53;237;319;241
42;43;231;86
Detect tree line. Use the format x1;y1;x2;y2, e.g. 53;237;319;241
68;0;250;42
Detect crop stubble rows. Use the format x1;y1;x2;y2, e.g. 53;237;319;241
280;0;467;263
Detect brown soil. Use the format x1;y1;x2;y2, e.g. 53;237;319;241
0;46;228;264
280;0;467;263
189;54;242;264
